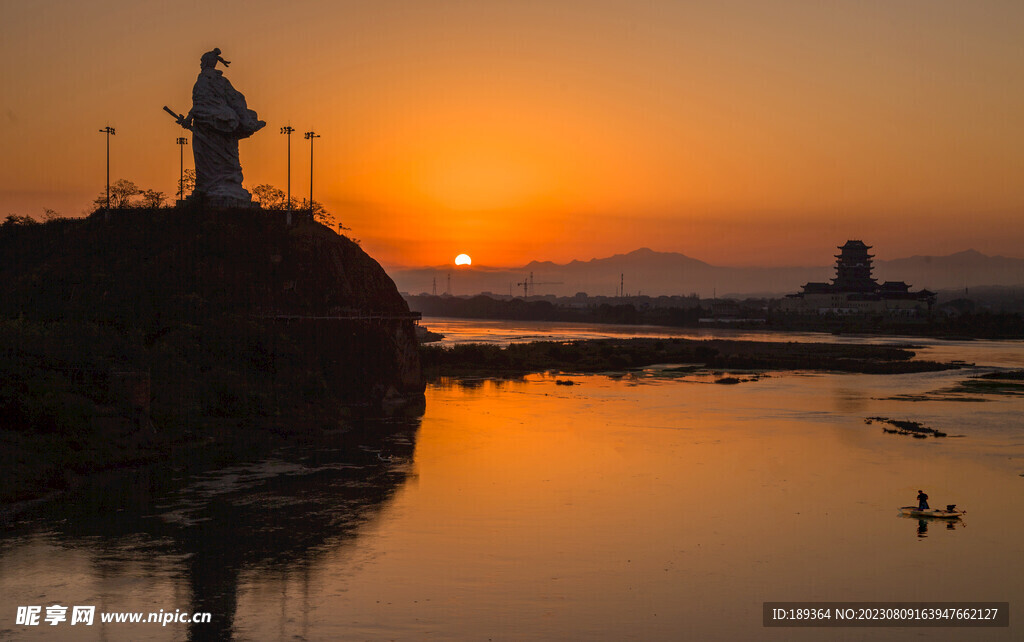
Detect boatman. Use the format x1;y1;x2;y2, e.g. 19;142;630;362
917;490;929;510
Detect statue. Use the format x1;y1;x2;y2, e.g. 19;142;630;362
200;47;230;70
164;48;265;206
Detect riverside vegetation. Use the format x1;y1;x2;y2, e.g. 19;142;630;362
406;293;1024;339
419;337;958;379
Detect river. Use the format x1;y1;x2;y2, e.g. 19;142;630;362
2;319;1022;640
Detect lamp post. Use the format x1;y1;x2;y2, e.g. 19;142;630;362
304;130;320;214
280;126;295;224
99;126;115;210
176;137;188;203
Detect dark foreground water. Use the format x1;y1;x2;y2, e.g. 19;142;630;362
2;321;1023;640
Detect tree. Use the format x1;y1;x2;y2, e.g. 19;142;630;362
180;169;196;197
251;184;286;209
2;214;38;227
248;182;350;232
91;180;172;210
302;198;349;232
109;179;140;209
139;189;167;208
240;181;352;233
93;179;140;209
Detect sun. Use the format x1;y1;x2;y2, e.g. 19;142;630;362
455;253;472;266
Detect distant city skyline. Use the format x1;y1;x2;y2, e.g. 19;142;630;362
3;1;1023;267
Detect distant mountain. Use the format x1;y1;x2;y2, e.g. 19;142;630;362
525;247;711;272
518;248;826;297
877;250;1024;291
390;248;827;297
388;247;1024;298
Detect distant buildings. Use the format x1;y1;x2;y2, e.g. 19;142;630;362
780;240;935;316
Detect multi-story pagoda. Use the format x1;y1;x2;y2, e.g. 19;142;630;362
782;240;935;316
832;240;877;292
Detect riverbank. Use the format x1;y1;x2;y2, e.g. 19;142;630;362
404;293;1024;339
420;337;959;378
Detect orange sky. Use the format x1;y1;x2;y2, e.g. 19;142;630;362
2;1;1023;267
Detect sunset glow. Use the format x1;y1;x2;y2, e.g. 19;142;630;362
3;3;1024;636
2;2;1023;268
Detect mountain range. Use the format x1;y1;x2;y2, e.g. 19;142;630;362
387;247;1024;298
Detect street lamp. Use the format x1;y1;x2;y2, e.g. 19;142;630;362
304;130;320;214
99;126;115;209
280;126;295;223
176;137;188;202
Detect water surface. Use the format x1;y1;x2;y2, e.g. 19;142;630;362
2;321;1022;640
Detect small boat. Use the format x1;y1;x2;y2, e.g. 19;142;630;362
899;505;965;519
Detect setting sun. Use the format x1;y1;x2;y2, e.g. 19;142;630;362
455;254;472;266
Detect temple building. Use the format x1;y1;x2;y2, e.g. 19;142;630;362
780;240;935;316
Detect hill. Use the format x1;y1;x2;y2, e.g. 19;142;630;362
877;250;1024;291
0;207;423;502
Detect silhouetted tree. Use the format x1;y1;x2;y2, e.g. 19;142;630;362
3;214;38;227
250;184;286;209
93;179;140;209
109;179;141;208
139;189;167;208
248;181;350;233
301;198;349;232
181;169;196;196
92;181;173;210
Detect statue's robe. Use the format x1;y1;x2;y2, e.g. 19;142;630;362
190;68;265;204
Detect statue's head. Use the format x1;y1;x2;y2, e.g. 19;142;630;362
200;48;223;70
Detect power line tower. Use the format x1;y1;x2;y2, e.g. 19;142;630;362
516;272;563;298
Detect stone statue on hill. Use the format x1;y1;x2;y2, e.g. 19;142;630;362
200;47;231;70
165;48;265;206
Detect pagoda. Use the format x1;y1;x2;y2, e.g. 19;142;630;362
831;240;877;293
783;240;935;316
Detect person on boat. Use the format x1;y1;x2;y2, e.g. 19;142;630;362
917;490;929;510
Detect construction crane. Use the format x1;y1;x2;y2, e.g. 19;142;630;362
516;272;563;298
